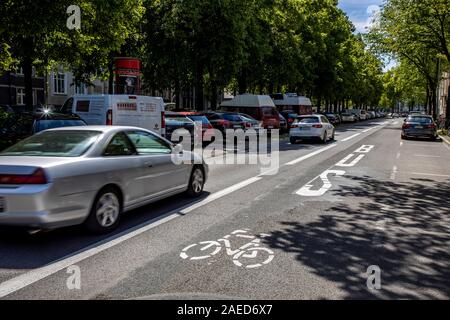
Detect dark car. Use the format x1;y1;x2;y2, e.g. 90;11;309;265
164;113;197;147
279;111;299;129
402;115;437;140
278;113;288;132
237;113;262;132
321;112;341;125
0;111;87;151
203;112;246;133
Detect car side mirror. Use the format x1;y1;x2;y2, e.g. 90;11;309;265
173;143;183;155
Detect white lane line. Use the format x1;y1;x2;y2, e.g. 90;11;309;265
362;127;374;133
286;144;337;166
414;154;441;158
341;133;361;142
410;172;450;178
0;176;262;298
396;152;401;160
390;165;398;180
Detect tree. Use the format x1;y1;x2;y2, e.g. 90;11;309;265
0;0;144;109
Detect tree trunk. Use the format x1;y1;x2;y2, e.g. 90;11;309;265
23;54;33;111
238;70;247;94
210;81;218;111
175;79;181;110
108;59;114;94
316;95;322;113
446;85;450;125
195;63;204;111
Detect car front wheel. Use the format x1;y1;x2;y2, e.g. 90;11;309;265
85;187;122;234
187;167;205;197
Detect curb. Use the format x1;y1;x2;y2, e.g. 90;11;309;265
439;135;450;147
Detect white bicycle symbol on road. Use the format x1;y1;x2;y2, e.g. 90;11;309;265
180;229;275;269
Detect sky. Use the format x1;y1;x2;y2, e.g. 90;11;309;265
338;0;383;34
338;0;396;70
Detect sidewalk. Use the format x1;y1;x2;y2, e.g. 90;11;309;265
439;134;450;148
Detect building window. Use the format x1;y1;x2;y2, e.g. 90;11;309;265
16;88;25;105
16;67;24;76
75;83;88;94
53;72;67;95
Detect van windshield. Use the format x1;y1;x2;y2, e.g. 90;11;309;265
262;107;277;116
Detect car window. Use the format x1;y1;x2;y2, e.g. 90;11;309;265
223;114;242;121
297;117;320;124
408;116;432;124
187;115;210;125
262;107;277;116
1;130;100;157
35;119;87;133
126;131;172;155
104;132;136;157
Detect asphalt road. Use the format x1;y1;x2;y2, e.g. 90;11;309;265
1;118;450;300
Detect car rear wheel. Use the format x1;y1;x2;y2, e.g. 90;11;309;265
331;130;335;141
85;187;122;234
321;131;327;144
186;167;205;198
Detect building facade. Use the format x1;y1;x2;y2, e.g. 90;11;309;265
438;72;450;120
0;67;45;108
46;68;109;108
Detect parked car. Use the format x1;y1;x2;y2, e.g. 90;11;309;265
344;109;361;121
402;115;437;140
321;112;341;125
0;111;87;151
360;110;368;120
340;112;357;123
164;113;197;147
177;112;214;143
290;115;335;144
203;112;246;133
0;126;208;234
367;111;377;119
237;113;263;132
278;113;288;132
279;111;299;129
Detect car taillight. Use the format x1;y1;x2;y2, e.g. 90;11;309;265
207;123;213;129
291;123;299;128
218;120;231;127
312;124;323;128
106;109;113;125
161;111;166;129
426;124;436;129
0;168;47;185
245;122;252;128
288;118;294;123
402;123;412;129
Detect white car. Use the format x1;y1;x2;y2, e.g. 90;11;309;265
341;113;356;123
290;115;335;144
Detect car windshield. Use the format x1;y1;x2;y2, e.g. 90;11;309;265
187;115;210;125
297;117;320;123
35;119;86;132
0;130;100;157
166;117;193;125
408;117;432;124
223;114;242;121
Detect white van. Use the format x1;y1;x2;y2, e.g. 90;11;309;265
61;95;166;136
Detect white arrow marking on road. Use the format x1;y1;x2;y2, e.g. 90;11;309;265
296;170;346;197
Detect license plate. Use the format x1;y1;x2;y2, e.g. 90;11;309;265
300;127;310;130
415;126;423;129
267;126;274;129
0;197;5;213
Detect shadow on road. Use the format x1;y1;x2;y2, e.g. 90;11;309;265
264;175;450;299
0;192;211;270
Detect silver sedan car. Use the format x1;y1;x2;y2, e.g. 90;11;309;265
0;126;208;234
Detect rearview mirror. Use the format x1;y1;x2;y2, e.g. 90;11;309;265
173;143;183;154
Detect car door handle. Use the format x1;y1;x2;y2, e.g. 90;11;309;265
145;162;153;168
